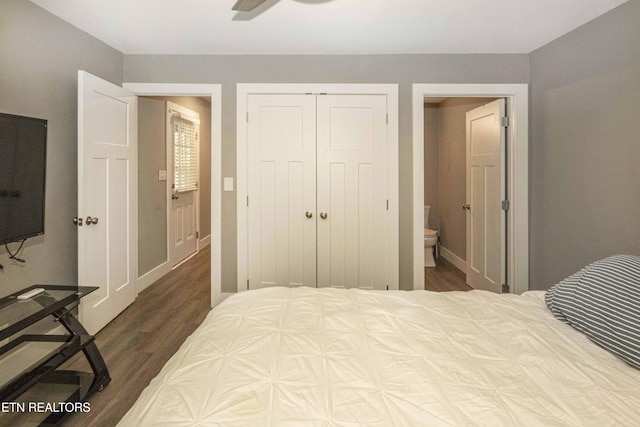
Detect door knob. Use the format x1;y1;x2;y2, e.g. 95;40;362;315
462;204;471;210
320;212;328;220
305;211;313;219
73;217;83;226
172;194;179;200
86;216;99;225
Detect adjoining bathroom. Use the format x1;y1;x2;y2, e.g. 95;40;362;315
423;97;500;291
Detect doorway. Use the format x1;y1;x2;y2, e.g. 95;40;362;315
138;97;207;275
412;84;529;294
124;83;222;307
423;97;502;290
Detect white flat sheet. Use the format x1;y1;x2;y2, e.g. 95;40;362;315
119;287;640;426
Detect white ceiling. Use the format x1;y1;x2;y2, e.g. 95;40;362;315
30;0;627;55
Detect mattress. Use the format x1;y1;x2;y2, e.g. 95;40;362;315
119;287;640;426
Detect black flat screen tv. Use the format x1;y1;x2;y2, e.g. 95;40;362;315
0;112;47;245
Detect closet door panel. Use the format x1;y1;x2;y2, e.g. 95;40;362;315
316;95;388;290
247;95;317;289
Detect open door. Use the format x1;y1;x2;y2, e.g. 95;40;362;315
77;71;137;334
465;98;506;293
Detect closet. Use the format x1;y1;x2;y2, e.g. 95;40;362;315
242;90;397;291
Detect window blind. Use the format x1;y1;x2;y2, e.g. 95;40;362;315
172;116;198;192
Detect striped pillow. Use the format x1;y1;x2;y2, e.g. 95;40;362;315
545;255;640;369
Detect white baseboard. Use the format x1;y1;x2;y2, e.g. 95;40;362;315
200;234;211;248
137;261;171;293
440;246;467;273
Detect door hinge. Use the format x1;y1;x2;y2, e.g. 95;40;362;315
246;112;249;123
501;116;509;127
247;279;249;290
501;200;510;211
386;285;389;290
386;199;389;210
386;113;389;125
196;231;199;239
246;196;249;206
502;283;510;293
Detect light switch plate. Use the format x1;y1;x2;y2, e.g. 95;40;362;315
158;170;167;181
224;177;234;192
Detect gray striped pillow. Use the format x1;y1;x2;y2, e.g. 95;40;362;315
545;255;640;370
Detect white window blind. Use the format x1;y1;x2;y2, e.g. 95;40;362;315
172;116;198;192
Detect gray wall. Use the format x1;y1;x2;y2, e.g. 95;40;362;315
423;104;440;230
138;98;167;275
529;0;640;289
124;54;529;292
137;96;212;277
0;0;123;297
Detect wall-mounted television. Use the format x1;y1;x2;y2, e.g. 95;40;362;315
0;112;47;245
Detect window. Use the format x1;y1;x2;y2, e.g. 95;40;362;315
172;116;198;192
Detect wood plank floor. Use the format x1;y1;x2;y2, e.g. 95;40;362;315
57;247;466;426
61;246;211;427
424;255;472;292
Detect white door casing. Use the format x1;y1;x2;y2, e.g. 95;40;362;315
247;94;317;289
316;95;389;290
78;71;137;335
167;102;200;268
412;84;528;294
465;99;506;293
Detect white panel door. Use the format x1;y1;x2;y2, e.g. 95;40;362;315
168;102;199;267
465;99;506;293
78;71;137;334
316;95;389;290
247;95;317;289
170;191;197;266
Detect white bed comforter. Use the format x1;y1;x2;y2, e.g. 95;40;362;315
119;287;640;426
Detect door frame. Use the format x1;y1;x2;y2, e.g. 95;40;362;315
237;83;399;294
123;83;223;307
412;84;529;294
166;101;201;268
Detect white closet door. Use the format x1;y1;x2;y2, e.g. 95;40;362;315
316;95;388;290
247;95;317;289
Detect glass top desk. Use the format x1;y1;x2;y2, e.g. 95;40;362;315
0;285;110;426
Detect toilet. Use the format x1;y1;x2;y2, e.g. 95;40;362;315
424;205;438;267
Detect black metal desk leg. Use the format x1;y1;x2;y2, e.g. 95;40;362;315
54;310;111;392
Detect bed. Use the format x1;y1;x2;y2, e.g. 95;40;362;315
119;255;640;426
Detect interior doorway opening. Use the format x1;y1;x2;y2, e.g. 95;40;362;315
138;96;210;276
424;97;497;272
124;83;223;307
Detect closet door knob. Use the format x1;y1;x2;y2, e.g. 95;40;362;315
305;211;313;219
320;212;328;220
462;204;471;211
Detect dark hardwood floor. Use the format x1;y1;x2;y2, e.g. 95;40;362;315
61;246;211;427
424;255;472;292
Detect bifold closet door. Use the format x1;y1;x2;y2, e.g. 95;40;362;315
316;95;389;290
247;94;317;289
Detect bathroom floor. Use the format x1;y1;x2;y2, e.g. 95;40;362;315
425;256;472;292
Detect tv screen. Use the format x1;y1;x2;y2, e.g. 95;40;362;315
0;112;47;245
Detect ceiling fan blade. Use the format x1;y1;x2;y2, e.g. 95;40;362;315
232;0;269;12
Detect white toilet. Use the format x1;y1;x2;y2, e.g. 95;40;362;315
424;205;438;267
